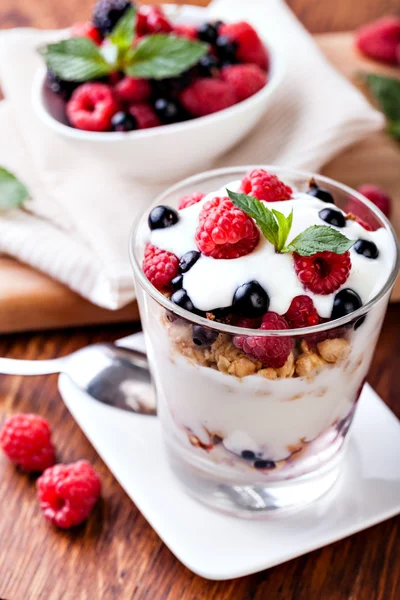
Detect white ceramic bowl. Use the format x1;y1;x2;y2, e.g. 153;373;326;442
31;5;284;183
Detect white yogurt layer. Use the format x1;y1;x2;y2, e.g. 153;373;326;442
149;180;394;318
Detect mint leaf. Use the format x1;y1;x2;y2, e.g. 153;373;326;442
272;208;293;252
228;189;279;247
38;38;113;82
0;167;29;210
284;225;355;256
108;6;136;50
363;73;400;140
125;34;208;80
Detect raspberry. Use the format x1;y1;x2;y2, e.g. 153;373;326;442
219;22;269;70
355;17;400;65
240;168;292;202
0;414;55;473
195;196;259;259
294;251;351;295
37;460;101;529
143;243;179;290
174;24;198;40
92;0;131;36
114;77;151;104
66;83;119;132
180;79;236;117
129;103;161;129
356;184;392;218
70;22;102;45
221;64;267;102
137;6;172;35
284;295;320;328
233;316;262;329
178;192;205;210
233;312;292;368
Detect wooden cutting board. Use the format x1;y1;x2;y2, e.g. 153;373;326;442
0;31;399;333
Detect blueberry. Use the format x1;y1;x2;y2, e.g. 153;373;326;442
192;325;219;347
171;274;183;291
150;71;193;97
307;184;335;204
148;205;179;230
215;35;238;61
254;459;276;469
198;54;220;78
331;289;362;320
197;22;219;44
92;0;131;36
111;111;137;132
154;98;188;124
241;450;256;460
46;69;79;100
353;239;379;259
232;281;270;318
319;208;346;228
171;289;196;313
179;251;201;273
214;20;224;32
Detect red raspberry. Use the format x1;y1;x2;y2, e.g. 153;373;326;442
355;17;400;65
233;316;262;329
356;184;392;218
114;77;151;104
234;312;292;368
174;24;198;40
284;295;320;328
178;192;205;210
37;460;101;529
219;21;269;71
294;251;351;295
0;413;55;473
70;21;102;44
240;168;292;202
221;64;267;102
180;79;236;117
66;83;119;132
129;103;161;129
137;6;172;35
143;243;179;290
195;196;259;259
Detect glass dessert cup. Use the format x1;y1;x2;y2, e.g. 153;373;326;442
130;166;399;517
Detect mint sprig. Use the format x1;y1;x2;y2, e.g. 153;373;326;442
0;167;29;210
228;189;355;256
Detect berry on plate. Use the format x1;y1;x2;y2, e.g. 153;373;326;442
128;103;161;129
178;192;205;210
221;64;267;101
293;251;351;295
114;76;151;104
355;17;400;65
92;0;132;36
180;79;236;117
0;413;56;473
284;295;320;328
70;21;102;45
137;5;172;35
66;83;119;132
234;312;293;368
37;460;101;529
240;168;293;202
195;196;260;259
219;21;269;70
143;243;179;290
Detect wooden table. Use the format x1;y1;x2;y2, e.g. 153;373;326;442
1;2;400;599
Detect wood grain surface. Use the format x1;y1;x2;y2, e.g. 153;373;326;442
1;1;400;599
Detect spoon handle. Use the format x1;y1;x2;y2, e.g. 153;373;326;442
0;357;64;375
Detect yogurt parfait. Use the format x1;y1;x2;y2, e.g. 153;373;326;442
130;166;398;515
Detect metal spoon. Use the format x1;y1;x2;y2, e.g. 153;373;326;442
0;343;156;415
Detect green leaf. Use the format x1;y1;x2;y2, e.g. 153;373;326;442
284;225;355;256
0;167;29;211
272;208;293;252
363;73;400;140
227;189;279;247
108;6;136;50
38;37;113;82
125;34;208;80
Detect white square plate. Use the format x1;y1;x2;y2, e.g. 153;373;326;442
58;334;400;581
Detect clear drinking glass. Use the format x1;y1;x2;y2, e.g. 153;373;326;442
129;166;399;516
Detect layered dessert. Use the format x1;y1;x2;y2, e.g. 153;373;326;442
135;168;395;484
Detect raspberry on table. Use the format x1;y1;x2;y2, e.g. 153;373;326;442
0;413;56;473
284;295;320;328
219;21;269;70
143;243;179;290
128;103;161;129
355;17;400;65
180;79;236;117
356;184;392;219
293;251;351;295
221;64;267;102
240;168;293;202
233;312;293;368
70;21;102;45
137;5;172;35
92;0;131;36
114;77;151;105
37;460;101;529
195;196;260;259
178;192;205;210
66;83;119;132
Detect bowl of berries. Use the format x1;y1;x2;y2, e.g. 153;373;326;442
32;1;283;181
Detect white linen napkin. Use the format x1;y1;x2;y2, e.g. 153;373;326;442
0;0;384;309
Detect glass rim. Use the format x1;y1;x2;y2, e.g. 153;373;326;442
129;165;400;337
